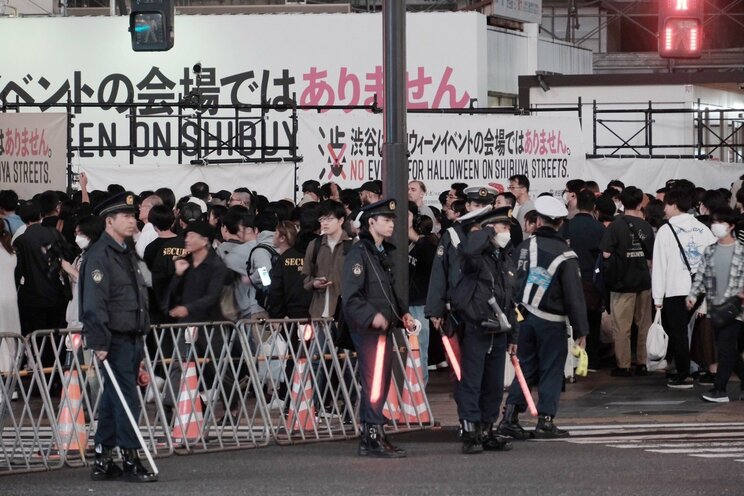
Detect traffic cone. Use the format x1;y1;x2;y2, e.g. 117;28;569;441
287;358;316;432
382;382;401;422
400;335;431;423
55;369;88;454
171;362;204;443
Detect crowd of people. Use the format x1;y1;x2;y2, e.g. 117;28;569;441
2;170;744;462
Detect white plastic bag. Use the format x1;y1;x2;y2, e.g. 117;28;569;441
646;311;668;361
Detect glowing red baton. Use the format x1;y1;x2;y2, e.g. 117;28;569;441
370;334;387;403
511;354;537;417
441;334;461;381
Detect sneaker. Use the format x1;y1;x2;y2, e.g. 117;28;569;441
611;367;632;377
696;372;716;386
667;377;694;390
701;389;730;403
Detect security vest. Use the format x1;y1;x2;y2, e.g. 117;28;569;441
515;230;579;322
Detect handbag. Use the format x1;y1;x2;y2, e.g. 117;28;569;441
646;311;669;361
709;295;742;328
219;281;240;321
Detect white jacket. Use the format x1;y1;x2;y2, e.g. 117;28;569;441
652;213;716;305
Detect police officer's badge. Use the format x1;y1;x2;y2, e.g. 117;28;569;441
91;269;103;283
126;194;134;206
388;200;396;211
352;263;363;276
479;188;487;197
436;245;444;257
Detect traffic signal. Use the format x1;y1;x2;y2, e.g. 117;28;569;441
129;0;174;51
658;0;703;58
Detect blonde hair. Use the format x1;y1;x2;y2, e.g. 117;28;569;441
275;220;297;248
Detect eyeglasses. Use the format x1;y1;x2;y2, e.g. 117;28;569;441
507;185;524;191
318;216;339;223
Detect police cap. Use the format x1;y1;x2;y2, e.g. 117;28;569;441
94;191;137;217
360;180;383;195
474;206;512;227
464;186;498;204
535;195;568;220
360;198;397;219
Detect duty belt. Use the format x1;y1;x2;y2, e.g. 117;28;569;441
522;304;567;323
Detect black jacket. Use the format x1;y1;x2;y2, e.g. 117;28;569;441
164;250;229;323
80;232;150;351
425;222;468;319
268;236;315;319
453;227;519;343
513;227;589;338
342;232;407;333
13;223;74;306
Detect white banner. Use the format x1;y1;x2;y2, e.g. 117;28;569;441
80;163;295;201
0;13;486;167
297;112;585;202
585;157;744;193
0;113;67;198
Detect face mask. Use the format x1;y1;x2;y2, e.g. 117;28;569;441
614;201;624;212
562;192;570;205
711;223;730;239
75;235;90;250
495;231;511;248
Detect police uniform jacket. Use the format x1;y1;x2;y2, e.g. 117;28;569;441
80;232;150;351
342;231;406;333
425;222;468;319
513;227;589;338
452;228;519;344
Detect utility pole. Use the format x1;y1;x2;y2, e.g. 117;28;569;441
382;0;409;307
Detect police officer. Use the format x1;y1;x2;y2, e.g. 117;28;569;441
342;199;415;458
451;206;518;454
426;186;498;341
80;192;157;482
497;196;588;440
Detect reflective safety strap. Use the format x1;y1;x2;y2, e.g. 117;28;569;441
448;227;461;249
522;303;567;323
522;237;538;303
531;250;578;308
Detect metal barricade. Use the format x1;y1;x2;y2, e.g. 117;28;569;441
147;322;271;454
27;328;173;468
237;319;359;445
1;332;62;475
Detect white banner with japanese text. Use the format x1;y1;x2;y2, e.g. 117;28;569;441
0;12;486;169
297;112;585;203
0;113;67;198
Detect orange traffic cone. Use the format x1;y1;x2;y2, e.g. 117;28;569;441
400;335;431;423
382;382;401;422
287;358;316;432
171;362;204;443
56;369;88;454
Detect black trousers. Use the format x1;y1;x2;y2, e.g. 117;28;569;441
714;320;744;392
506;314;567;417
350;330;392;425
95;334;144;449
662;296;691;380
455;322;506;423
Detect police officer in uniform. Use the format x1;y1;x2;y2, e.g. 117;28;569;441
497;196;588;440
426;186;498;341
451;206;518;454
342;199;415;458
80;192;157;482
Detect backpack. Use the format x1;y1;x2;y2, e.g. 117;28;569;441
247;243;280;309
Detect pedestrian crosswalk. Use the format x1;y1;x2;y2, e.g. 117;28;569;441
558;422;744;463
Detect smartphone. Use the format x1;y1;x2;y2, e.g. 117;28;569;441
257;266;272;286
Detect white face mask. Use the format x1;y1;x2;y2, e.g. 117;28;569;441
711;223;731;239
75;235;90;250
495;231;511;248
562;192;570;205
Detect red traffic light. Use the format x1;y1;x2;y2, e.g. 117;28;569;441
658;0;703;58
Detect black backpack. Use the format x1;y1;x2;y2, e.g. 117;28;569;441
247;243;280;309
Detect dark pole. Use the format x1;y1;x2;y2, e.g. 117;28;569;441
382;0;409;308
